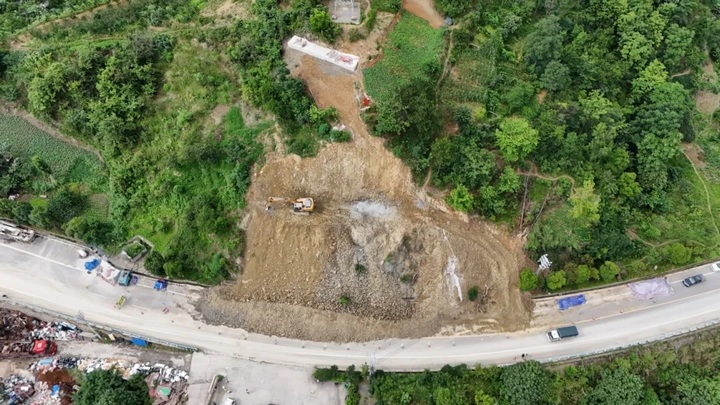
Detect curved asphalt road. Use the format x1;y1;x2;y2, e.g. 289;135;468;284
1;236;719;371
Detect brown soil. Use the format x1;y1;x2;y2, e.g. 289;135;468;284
682;142;707;170
37;369;76;405
338;11;397;69
403;0;445;29
200;0;250;20
196;47;533;342
695;59;719;114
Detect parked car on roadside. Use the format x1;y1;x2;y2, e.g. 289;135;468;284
682;275;703;287
712;262;720;272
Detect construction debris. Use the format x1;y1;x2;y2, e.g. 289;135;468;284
288;36;359;72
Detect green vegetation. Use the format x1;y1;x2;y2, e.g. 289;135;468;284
318;327;720;404
467;285;479;301
364;13;444;103
366;0;720;290
0;0;345;283
74;369;150;405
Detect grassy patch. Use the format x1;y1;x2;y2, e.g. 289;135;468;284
0;115;106;187
364;13;444;102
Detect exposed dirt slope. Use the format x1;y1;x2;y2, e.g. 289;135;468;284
403;0;445;29
197;51;532;342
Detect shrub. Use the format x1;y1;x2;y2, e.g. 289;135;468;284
546;270;567;290
339;294;351;306
665;243;691;266
144;251;165;275
446;184;474;212
468;286;479;301
599;261;620;282
349;28;365;42
355;263;367;275
519;268;539;291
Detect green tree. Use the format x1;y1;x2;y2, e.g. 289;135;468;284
519;268;539;291
524;16;565;72
446;184;474;212
575;265;592;284
665;243;690;266
495;117;539;163
309;8;341;42
46;188;85;226
580;368;644;405
546;270;567;290
599;261;620;282
63;216;114;246
661;23;694;72
501;360;555;405
541;61;570;92
143;251;165;276
569;180;601;227
474;390;497;405
617;172;641;199
670;376;720;405
73;369;151;405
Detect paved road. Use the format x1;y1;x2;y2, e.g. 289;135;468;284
1;236;719;371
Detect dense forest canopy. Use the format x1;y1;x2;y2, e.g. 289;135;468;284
364;0;720;291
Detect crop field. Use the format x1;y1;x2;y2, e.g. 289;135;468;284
364;12;444;102
441;41;497;105
0;115;106;187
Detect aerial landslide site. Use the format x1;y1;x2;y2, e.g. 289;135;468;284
196;51;532;342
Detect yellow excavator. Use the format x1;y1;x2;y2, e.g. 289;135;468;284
266;197;315;214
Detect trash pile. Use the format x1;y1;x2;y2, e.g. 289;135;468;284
1;308;82;341
30;357;190;405
1;375;35;405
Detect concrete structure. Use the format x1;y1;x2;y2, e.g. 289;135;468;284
329;0;360;25
288;36;359;72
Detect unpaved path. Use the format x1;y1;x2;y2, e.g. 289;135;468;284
681;144;720;240
197;46;533;342
403;0;445;29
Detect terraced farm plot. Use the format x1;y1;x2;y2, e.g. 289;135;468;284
364;12;444;102
0;115;106;187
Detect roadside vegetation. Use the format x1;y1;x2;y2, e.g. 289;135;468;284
0;0;345;282
364;0;720;291
317;326;720;404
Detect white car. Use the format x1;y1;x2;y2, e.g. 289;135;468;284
713;261;720;272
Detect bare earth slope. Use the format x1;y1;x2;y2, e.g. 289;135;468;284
196;51;532;343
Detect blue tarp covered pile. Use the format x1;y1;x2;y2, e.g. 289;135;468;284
556;294;586;310
84;259;100;270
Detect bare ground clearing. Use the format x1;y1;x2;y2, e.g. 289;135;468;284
403;0;445;29
196;46;532;342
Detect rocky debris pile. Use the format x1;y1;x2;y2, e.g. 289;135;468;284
1;375;35;405
30;322;81;341
1;308;82;346
27;380;65;405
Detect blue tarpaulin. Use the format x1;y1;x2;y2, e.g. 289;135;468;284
556;294;586;310
84;259;100;270
131;337;148;347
